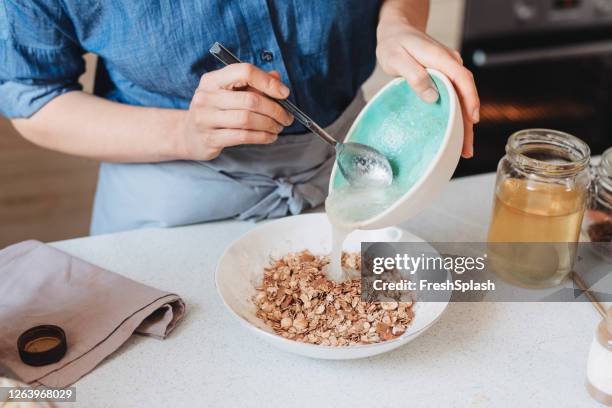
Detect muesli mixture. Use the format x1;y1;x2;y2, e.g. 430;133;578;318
252;250;414;346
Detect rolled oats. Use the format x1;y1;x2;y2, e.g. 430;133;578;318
253;250;415;346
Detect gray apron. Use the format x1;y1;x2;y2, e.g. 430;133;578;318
90;91;365;234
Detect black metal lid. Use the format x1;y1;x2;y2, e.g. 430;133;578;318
17;325;67;367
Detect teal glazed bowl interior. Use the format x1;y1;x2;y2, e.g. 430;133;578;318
328;69;463;229
332;76;450;191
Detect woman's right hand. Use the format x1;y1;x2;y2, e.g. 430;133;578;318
174;63;294;161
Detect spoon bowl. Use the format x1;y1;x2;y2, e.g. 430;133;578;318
336;142;393;187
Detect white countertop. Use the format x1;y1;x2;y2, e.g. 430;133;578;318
51;172;604;408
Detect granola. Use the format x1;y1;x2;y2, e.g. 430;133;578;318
253;250;414;346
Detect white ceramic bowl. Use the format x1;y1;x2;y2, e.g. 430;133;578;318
215;213;449;359
329;69;463;230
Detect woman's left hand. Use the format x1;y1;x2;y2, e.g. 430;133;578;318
377;21;480;158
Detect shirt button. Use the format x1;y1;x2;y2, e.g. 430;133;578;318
261;50;274;62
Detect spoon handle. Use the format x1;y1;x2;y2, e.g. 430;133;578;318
209;42;337;146
571;271;607;318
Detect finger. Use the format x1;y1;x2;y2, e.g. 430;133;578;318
451;67;480;124
430;37;463;65
463;130;474;158
429;56;480;124
416;48;479;155
404;39;480;123
455;85;475;158
209;129;278;148
451;50;463;65
206;148;223;160
386;46;439;103
199;63;290;99
203;90;293;126
207;109;284;134
244;71;282;96
461;114;474;158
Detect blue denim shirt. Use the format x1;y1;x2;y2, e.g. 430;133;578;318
0;0;380;233
0;0;379;133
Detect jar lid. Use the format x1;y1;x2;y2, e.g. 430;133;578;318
17;325;67;367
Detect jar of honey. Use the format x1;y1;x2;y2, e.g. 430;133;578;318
487;129;591;288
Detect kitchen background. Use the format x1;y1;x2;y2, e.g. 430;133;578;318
1;0;610;247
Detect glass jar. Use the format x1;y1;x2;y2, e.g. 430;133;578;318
487;129;591;288
586;308;612;406
584;147;612;261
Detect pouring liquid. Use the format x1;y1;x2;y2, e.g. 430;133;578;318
328;225;351;282
325;185;404;281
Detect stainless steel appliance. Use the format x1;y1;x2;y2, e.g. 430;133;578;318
459;0;612;176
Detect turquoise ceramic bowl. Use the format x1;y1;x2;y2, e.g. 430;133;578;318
329;69;463;229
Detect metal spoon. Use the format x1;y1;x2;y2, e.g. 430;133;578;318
209;42;393;188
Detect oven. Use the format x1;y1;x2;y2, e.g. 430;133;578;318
458;0;612;176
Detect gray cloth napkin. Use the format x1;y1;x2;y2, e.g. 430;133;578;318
0;240;185;388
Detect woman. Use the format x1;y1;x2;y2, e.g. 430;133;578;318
0;0;479;234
